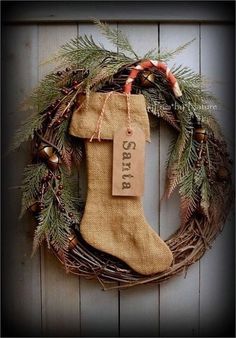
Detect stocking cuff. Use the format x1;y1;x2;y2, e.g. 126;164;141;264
69;92;151;141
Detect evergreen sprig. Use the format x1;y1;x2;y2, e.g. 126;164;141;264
94;19;139;58
11;112;44;152
31;164;83;253
20;163;48;218
31;73;63;112
159;38;196;61
33;189;71;253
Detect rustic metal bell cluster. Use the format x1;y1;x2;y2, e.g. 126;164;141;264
38;143;60;170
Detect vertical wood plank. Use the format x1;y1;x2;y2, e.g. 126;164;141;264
38;24;81;337
80;279;119;337
199;24;235;337
2;25;42;336
118;23;160;337
78;23;119;337
159;24;200;337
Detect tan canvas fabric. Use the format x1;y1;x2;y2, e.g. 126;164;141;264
69;92;173;275
69;92;151;141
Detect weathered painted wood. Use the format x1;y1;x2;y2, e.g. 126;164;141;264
78;23;119;337
119;283;160;337
2;25;42;336
159;24;200;337
199;24;235;337
80;279;119;337
200;24;235;157
38;24;78;76
38;24;81;337
118;23;160;337
3;1;234;23
41;252;80;336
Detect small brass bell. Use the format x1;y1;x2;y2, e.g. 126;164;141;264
29;202;40;213
68;231;79;250
38;143;54;160
140;70;155;87
29;201;43;213
47;154;60;171
193;127;208;143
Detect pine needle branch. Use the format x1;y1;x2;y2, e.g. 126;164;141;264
159;38;196;61
20;163;48;218
94;19;139;59
10;112;44;152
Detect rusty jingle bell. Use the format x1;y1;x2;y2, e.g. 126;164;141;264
193;127;208;143
38;143;54;160
140;70;155;87
68;231;79;250
47;153;60;171
29;201;41;213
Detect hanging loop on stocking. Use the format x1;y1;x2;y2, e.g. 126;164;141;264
89;91;114;142
125;93;133;136
89;91;135;142
124;59;182;98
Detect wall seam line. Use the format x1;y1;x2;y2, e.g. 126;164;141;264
198;21;202;338
157;21;161;338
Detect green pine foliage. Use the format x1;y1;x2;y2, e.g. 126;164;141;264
20;163;48;218
10;112;44;153
94;19;139;58
30;73;63;112
158;39;195;62
33;189;71;253
59;33;132;90
59;166;84;223
31;164;83;253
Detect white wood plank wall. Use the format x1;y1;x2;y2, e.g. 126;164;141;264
2;6;234;337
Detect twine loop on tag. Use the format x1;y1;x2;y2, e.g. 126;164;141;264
89;92;133;142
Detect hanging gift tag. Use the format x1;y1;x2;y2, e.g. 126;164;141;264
112;125;146;197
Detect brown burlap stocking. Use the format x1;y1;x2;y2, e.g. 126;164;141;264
70;92;173;275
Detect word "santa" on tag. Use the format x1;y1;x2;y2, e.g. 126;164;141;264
112;125;146;196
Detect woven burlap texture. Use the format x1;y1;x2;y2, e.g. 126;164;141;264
69;92;173;275
70;92;150;141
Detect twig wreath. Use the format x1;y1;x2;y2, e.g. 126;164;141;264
13;21;233;289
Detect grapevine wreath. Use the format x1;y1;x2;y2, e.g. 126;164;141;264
13;22;233;289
